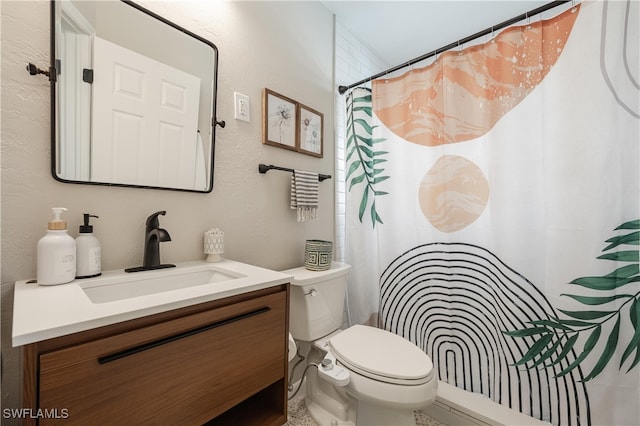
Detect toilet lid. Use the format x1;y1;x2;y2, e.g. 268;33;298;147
329;325;434;385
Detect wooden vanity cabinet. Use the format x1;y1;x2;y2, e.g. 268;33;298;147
22;285;289;426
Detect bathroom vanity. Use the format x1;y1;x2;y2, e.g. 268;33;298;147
13;260;291;425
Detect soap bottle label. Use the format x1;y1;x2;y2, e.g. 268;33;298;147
89;247;101;271
56;248;76;276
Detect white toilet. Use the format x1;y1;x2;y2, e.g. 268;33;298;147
284;262;437;426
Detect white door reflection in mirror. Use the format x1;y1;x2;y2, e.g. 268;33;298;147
91;37;202;190
57;1;93;181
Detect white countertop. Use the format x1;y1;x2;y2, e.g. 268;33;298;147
12;259;292;347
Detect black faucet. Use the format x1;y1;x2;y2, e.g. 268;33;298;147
125;211;176;273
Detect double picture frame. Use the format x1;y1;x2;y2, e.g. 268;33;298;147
262;88;323;158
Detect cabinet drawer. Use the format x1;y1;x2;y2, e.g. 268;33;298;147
38;290;287;425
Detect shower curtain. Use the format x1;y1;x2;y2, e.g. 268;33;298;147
344;1;639;425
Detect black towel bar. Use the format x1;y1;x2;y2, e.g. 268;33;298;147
258;164;331;182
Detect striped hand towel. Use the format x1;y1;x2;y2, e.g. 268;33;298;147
290;170;319;222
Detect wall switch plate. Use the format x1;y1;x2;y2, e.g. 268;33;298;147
234;92;250;122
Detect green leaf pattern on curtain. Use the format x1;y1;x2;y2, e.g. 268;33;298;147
345;88;389;227
503;219;640;381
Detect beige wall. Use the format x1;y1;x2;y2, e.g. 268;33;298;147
1;0;335;415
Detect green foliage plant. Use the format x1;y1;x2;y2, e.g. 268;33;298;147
503;220;640;381
345;88;389;228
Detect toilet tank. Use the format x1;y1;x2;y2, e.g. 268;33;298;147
282;262;351;342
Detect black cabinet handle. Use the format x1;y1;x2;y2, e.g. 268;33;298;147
98;306;271;365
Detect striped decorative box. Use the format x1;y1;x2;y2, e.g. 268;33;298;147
304;240;333;271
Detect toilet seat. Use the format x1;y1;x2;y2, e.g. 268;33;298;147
329;325;434;386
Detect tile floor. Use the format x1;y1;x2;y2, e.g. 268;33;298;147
285;394;445;426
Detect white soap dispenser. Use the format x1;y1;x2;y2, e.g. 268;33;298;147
76;214;101;278
37;207;76;285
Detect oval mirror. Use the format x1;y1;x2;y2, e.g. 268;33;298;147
51;0;219;192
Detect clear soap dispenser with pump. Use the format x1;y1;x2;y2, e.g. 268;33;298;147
37;207;76;285
76;214;101;278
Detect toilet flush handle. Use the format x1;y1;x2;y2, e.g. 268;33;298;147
305;289;318;297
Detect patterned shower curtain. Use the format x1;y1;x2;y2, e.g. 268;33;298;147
344;1;639;425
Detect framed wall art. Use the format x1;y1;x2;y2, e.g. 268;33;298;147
262;88;324;158
263;89;297;150
297;103;323;158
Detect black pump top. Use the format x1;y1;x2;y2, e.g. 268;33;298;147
80;214;99;233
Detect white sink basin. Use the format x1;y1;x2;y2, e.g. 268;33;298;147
80;265;245;303
13;259;292;346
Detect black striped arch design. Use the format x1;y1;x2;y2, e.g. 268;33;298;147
379;242;591;426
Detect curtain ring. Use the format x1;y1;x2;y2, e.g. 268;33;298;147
490;26;496;43
525;12;532;30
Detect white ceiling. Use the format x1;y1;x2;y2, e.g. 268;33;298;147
322;1;551;67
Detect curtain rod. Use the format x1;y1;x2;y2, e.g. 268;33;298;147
337;0;572;95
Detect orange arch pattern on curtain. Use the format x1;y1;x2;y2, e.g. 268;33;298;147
372;6;579;147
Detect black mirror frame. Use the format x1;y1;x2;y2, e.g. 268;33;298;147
50;0;220;193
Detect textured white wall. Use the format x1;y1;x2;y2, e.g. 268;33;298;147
1;0;335;415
